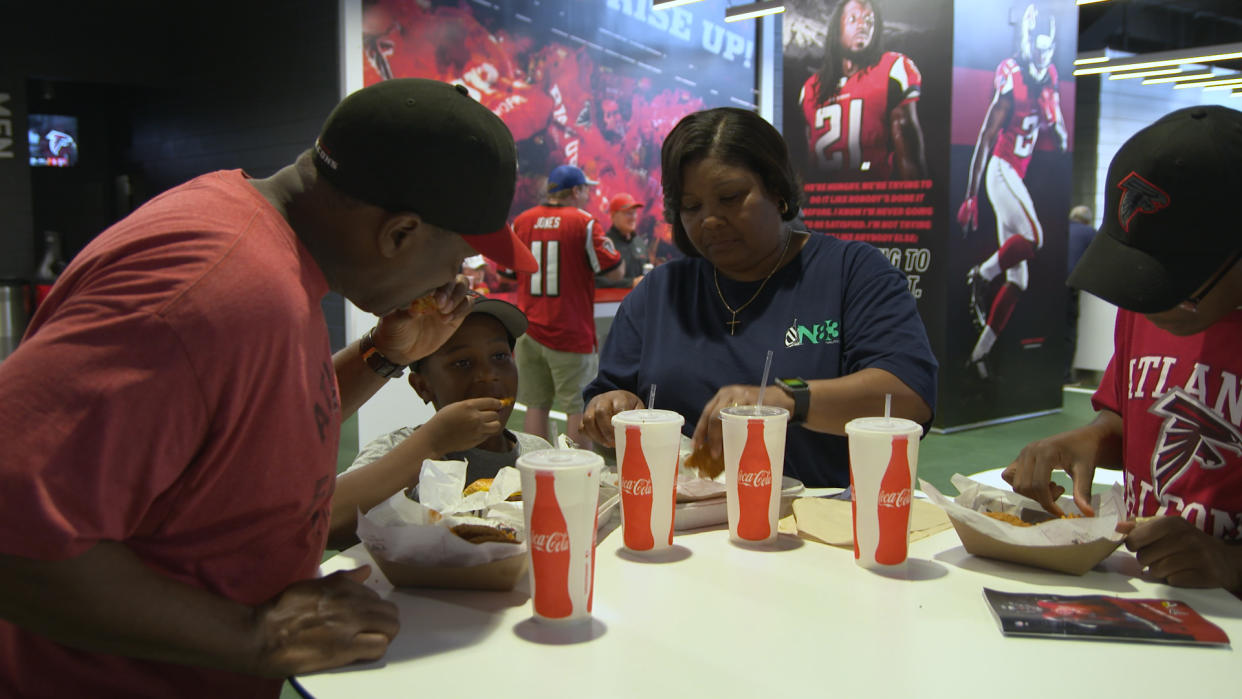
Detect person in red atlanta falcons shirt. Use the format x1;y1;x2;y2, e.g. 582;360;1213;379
1004;106;1242;596
958;3;1068;380
510;164;623;449
798;0;927;181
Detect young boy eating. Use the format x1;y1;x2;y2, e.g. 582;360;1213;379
329;298;551;548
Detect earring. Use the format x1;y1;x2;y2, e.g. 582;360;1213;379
779;200;789;214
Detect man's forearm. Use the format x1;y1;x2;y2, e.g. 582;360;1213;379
0;542;263;676
334;338;391;419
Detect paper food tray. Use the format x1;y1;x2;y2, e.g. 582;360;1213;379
924;474;1126;576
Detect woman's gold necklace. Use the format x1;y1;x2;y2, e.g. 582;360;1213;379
713;232;793;335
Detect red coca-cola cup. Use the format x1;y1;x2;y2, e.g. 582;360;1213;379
845;417;922;568
612;409;684;552
720;406;789;544
516;449;603;623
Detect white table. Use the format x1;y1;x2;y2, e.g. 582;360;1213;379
297;510;1242;698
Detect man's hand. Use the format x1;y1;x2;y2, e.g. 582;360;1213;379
581;390;643;447
373;276;473;365
252;566;399;678
1117;517;1242;593
421;397;506;455
1002;432;1099;517
957;197;978;233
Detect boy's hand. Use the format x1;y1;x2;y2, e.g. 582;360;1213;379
423;397;506;455
1120;516;1242;593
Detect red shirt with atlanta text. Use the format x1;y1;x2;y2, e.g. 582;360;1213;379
1094;309;1242;540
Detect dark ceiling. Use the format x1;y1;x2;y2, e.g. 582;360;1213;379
1080;0;1242;71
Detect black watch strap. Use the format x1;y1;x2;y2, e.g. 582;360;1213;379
777;377;810;424
360;328;405;379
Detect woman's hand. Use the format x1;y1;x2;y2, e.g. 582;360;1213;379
373;276;473;365
690;384;793;463
581;390;644;447
420;397;506;456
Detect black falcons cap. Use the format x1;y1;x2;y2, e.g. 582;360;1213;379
312;78;536;272
1069;105;1242;312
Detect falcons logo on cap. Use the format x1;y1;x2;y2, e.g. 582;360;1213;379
1149;388;1242;498
1117;172;1170;233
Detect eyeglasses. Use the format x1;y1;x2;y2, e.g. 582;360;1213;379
1178;250;1242;312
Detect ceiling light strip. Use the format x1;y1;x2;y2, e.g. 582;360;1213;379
1107;68;1181;80
1072;43;1242;76
724;0;785;22
1140;69;1216;85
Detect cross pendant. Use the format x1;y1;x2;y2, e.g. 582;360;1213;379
726;314;740;335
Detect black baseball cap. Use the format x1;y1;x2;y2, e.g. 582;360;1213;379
313;78;537;273
410;298;527;371
1069;106;1242;312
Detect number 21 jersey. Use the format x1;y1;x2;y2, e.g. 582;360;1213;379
799;51;921;179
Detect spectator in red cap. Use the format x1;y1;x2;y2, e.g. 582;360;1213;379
596;192;650;289
1004;106;1242;595
0;78;537;695
510;164;623;448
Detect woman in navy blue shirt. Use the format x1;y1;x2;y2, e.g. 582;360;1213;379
581;107;937;487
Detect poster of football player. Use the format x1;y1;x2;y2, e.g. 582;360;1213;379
360;0;756;287
782;0;952;346
947;0;1076;427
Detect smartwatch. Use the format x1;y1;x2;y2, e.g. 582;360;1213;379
360;327;405;379
776;377;810;425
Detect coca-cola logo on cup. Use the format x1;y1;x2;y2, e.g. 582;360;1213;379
878;488;912;508
531;531;571;553
621;478;653;496
738;470;773;488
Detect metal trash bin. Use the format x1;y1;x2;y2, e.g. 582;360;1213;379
0;278;31;362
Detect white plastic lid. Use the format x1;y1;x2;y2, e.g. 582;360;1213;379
720;405;788;420
516;448;603;471
612;408;685;426
844;416;922;435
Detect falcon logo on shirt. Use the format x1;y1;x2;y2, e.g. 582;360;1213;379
1117;172;1170;233
1148;388;1242;497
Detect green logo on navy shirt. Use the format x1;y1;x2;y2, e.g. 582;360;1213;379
785;318;840;347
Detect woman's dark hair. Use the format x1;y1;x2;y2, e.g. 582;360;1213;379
660;108;802;258
817;0;885;104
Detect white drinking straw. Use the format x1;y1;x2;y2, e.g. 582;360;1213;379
755;349;775;408
884;393;892;421
648;384;657;410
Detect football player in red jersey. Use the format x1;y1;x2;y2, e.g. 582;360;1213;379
958;3;1067;379
798;0;927;181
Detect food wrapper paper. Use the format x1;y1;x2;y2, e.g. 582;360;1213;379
357;459;526;569
789;497;952;547
921;473;1127;575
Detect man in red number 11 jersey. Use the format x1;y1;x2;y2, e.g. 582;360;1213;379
510;164;623;448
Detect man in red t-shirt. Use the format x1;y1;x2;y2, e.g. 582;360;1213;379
798;0;926;181
1003;106;1242;595
0;79;536;696
511;164;622;448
